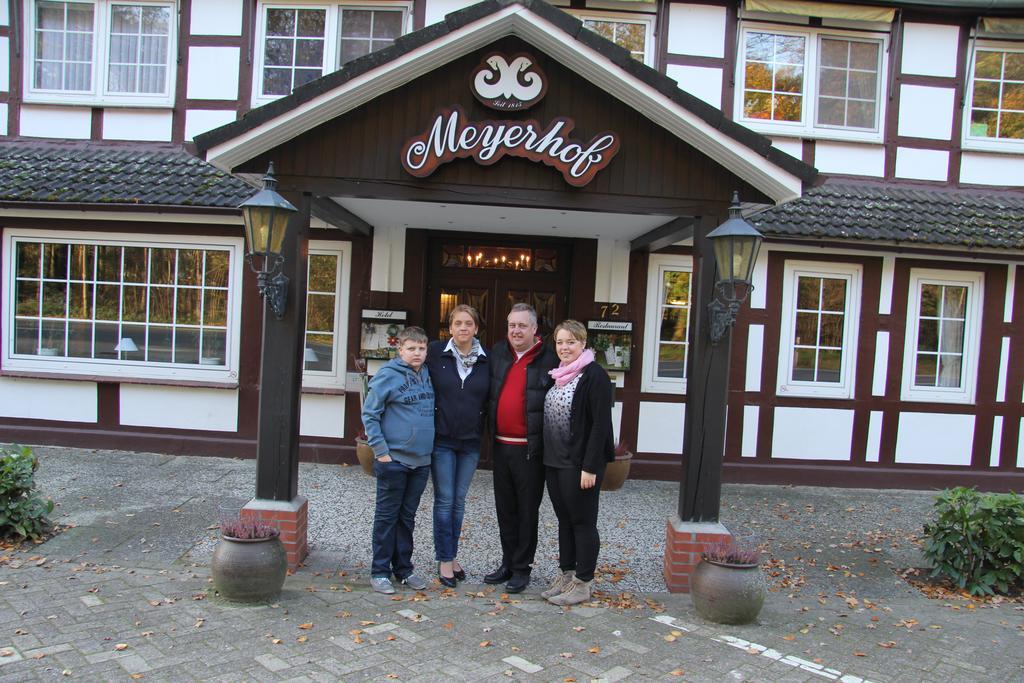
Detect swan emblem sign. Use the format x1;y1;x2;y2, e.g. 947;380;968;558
400;51;620;187
471;53;547;111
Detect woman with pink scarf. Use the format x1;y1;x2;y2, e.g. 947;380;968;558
540;319;615;605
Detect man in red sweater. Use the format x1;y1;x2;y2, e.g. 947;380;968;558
485;303;558;593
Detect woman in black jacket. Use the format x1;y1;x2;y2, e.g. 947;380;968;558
540;319;614;605
425;304;490;587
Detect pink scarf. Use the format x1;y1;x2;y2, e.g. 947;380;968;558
549;348;596;387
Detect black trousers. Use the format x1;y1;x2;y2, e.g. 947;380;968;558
545;466;601;582
491;442;546;575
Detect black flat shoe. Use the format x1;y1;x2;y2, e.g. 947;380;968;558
453;564;466;582
438;563;457;588
484;564;512;584
505;573;530;593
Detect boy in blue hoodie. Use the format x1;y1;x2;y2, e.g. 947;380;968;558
362;326;435;594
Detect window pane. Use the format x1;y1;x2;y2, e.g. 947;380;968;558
999;112;1024;140
305;332;333;371
297;8;325;36
119;323;146;360
309;254;337;292
148;286;173;323
937;354;963;388
794;312;818;345
42;281;68;317
796;276;820;309
266;8;295;36
972;80;1000;109
342;10;372;38
743;91;772;119
939;320;964;354
820;38;848;68
662;271;690;305
205;251;229;287
15;319;40;355
792;348;815;381
373;11;403;40
819;313;844;347
819;67;847;97
265;38;293;66
915;353;937;386
176;288;201;325
847;101;876;129
816;349;842;383
817;97;844;126
95;284;120;320
40;319;67;355
122;284;146;322
919;284;939;316
306;293;335;333
123;247;147;283
295;39;323;67
17;280;40;316
975;50;1002;79
204;289;227;326
821;278;846;311
174;328;200;364
657;344;685;379
660;308;688;343
202;330;227;365
745;32;773;62
263;68;291;95
17;243;42;277
776;35;805;64
68;281;92;319
36;1;94;91
43;242;68;279
774;94;802;121
148;325;173;362
177;250;202;286
848;71;876;99
917;318;938;351
942;286;967;318
68;321;93;358
293;68;321;88
1005;52;1024;80
94;322;118;359
775;65;804;93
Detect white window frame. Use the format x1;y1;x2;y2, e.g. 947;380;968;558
776;261;861;399
252;1;411;105
574;10;656;66
734;22;888;143
24;0;177;107
301;239;351;390
642;253;692;394
901;268;984;404
962;41;1024;153
2;228;244;384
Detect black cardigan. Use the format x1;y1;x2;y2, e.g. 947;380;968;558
425;340;490;441
561;361;616;475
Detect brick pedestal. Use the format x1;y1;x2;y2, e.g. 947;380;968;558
663;516;732;593
242;496;308;570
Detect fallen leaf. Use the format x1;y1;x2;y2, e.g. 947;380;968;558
271;638;282;644
358;621;375;626
664;635;677;642
114;644;128;651
297;636;308;643
130;675;144;680
32;653;45;660
670;670;685;677
299;623;314;630
386;634;397;641
587;646;601;654
560;652;573;658
479;641;492;647
338;611;352;618
573;626;586;632
853;651;867;657
877;641;897;649
782;634;796;641
442;622;454;630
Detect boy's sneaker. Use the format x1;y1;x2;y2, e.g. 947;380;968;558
370;576;395;594
400;572;428;590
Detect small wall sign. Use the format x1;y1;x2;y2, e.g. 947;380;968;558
587;320;633;371
471;52;547;111
360;309;408;359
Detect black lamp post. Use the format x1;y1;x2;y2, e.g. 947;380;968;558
706;191;763;344
239;163;297;319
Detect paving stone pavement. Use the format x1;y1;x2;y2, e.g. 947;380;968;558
0;446;1022;682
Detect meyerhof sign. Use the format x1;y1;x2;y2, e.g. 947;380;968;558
401;52;620;187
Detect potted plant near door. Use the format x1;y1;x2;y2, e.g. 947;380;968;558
211;517;288;603
690;540;766;625
601;440;633;491
353;356;376;476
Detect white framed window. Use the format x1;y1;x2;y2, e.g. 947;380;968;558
2;229;244;384
26;0;176;106
642;254;692;393
777;261;861;399
254;2;410;102
302;240;351;390
576;11;655;66
963;43;1024;152
735;23;887;141
901;269;984;404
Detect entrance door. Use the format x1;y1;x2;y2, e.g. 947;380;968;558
425;237;571;350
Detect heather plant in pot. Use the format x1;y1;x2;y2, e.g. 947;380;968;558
601;440;633;491
691;540;766;625
353;356;376;476
211;517;288;603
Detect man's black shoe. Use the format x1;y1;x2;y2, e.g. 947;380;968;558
483;564;512;584
505;573;530;593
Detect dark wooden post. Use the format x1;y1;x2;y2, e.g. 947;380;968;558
254;192;310;501
678;212;734;522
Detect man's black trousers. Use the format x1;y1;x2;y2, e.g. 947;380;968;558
491;441;545;575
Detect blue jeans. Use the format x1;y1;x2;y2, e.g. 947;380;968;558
371;459;430;579
431;437;481;562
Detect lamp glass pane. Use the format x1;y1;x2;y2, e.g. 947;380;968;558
712;238;734;281
269;209;290;255
243;206;272;254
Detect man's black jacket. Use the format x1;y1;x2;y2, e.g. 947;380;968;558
488;338;559;459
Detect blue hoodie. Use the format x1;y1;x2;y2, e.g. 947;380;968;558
361;357;435;468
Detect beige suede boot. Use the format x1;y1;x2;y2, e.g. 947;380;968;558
547;577;592;606
541;570;575;600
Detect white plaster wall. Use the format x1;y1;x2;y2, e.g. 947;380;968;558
1004;264;1016;323
612;401;622;444
813;142;885;177
667;4;726;58
872;330;889;396
594;239;630;303
0;377;97;423
900;23;960;78
898;85;955;140
0;36;9;91
745;324;763;392
895;412;974;465
666;65;722;108
20;105;91;139
741;405;758;458
865;411;882;463
771;407;855;460
1018;418;1024;468
186;47;241;101
750;248;768;309
879;256;894;314
0;103;7;136
894;147;949;182
120;385;239;432
961;151;1024;186
102;109;173;142
637;401;685;454
0;1;8;25
424;0;476;25
371;225;407;292
991;416;1003;467
299;394;346;438
770;137;803;159
185;109;237;141
190;0;244;36
997;337;1010;402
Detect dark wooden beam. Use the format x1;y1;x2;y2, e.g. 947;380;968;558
311;197;372;236
630;216;696;252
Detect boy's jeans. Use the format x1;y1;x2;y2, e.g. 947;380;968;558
431;437;481;562
371;459;430;579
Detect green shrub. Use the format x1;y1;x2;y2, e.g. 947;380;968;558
0;444;55;542
922;487;1024;596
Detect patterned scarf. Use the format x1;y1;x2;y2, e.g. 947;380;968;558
549;348;595;387
452;338;482;371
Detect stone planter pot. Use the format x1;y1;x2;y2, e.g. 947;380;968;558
211;532;288;603
355;437;375;476
691;558;766;625
601;452;632;491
